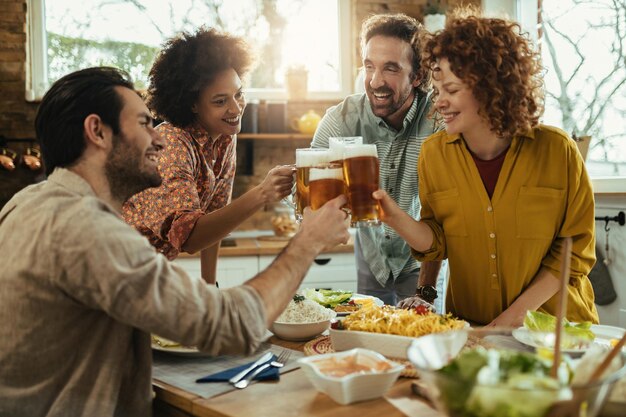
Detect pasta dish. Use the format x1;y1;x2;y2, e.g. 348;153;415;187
341;305;466;337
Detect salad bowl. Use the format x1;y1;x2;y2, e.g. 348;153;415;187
407;328;626;417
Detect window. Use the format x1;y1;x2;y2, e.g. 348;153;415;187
539;0;626;179
26;0;352;101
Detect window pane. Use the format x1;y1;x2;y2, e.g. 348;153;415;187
44;0;343;93
541;0;626;176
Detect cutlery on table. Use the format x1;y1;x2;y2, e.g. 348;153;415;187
228;351;273;385
233;350;291;389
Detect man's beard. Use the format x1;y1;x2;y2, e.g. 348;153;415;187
367;86;413;119
105;132;162;204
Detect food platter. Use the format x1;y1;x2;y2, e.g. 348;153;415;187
334;294;384;316
512;324;625;355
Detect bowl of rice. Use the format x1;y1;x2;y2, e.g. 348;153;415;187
271;294;337;341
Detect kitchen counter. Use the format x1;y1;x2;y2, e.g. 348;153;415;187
179;236;354;258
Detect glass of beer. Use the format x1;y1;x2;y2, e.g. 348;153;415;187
294;148;330;221
309;163;345;210
328;136;363;163
342;144;380;227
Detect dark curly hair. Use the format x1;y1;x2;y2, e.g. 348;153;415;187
147;27;255;128
360;13;429;93
420;8;544;139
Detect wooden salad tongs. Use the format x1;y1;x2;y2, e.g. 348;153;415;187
547;237;626;417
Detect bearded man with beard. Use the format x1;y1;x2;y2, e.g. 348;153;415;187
312;14;444;308
0;67;350;417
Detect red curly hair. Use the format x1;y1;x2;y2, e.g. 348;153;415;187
420;8;544;139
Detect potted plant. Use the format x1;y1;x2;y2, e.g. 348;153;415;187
423;0;446;32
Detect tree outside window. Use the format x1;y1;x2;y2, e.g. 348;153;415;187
540;0;626;176
44;0;344;95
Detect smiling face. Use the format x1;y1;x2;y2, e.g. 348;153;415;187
105;87;164;201
362;35;419;129
432;58;488;137
192;68;246;138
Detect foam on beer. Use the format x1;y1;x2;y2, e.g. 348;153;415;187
343;144;378;159
328;137;363;162
309;166;344;182
295;148;330;167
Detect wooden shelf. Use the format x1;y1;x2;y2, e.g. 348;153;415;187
238;133;313;140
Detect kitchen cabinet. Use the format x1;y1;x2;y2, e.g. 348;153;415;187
258;252;357;292
173;256;259;288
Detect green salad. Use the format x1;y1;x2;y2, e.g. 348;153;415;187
524;311;595;348
303;288;352;308
433;348;573;417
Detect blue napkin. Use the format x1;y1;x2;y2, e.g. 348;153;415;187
196;354;279;383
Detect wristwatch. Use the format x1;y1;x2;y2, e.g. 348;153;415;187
416;285;438;304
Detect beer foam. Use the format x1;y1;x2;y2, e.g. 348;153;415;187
343;144;378;159
296;148;330;167
309;166;344;182
329;137;363;161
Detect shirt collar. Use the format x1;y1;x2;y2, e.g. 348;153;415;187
186;122;235;147
444;127;537;144
366;90;420;132
48;167;97;197
185;123;212;147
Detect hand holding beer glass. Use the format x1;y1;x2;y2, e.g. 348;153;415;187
342;144;381;227
294;148;331;222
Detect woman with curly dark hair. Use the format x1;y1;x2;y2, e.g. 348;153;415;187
123;28;294;284
376;9;598;326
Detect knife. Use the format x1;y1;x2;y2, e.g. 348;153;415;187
228;351;274;385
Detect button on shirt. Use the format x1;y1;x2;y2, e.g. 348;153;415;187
312;92;438;287
0;169;267;417
413;126;598;325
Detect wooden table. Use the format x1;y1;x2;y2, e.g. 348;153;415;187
152;337;442;417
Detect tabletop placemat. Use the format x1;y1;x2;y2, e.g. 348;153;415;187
303;335;419;378
152;342;303;399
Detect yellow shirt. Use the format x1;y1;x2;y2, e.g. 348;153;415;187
414;125;598;325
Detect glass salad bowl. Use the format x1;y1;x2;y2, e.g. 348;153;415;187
407;328;626;417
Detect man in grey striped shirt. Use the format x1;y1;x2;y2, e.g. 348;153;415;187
312;13;443;307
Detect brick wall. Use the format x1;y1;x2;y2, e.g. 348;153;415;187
0;0;42;208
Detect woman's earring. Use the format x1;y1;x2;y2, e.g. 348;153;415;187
23;147;42;171
0;147;18;171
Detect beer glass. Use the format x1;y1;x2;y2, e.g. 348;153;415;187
308;163;345;210
342;144;380;227
328;136;363;163
294;148;330;221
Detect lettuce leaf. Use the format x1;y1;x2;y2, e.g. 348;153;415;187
524;311;595;341
303;288;352;308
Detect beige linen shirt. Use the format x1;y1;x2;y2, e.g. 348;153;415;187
0;169;267;417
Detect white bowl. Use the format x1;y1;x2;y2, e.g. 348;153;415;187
330;327;417;359
299;348;404;405
270;320;331;341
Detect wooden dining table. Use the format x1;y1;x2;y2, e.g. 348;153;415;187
152;336;443;417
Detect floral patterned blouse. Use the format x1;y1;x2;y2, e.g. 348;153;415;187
122;122;236;260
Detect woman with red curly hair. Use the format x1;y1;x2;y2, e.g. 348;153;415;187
375;9;598;326
123;28;294;284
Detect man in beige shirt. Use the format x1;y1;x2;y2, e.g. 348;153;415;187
0;67;350;417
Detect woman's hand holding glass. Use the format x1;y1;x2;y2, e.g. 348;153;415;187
258;165;296;203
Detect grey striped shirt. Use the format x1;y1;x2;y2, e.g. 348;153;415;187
312;91;437;287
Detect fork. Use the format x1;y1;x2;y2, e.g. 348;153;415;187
233;350;291;389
